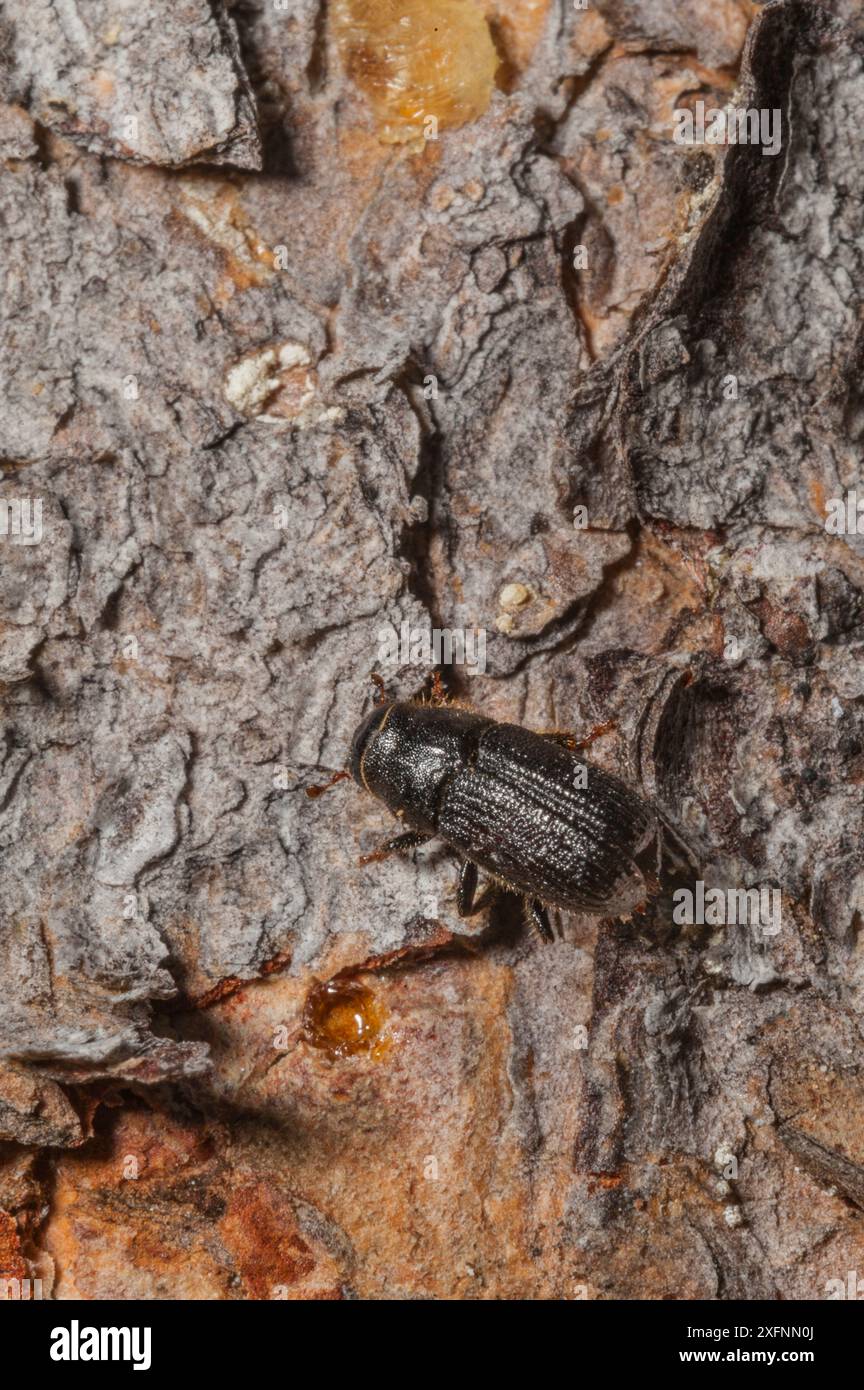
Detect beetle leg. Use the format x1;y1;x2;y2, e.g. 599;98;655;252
538;731;578;750
539;721;617;752
430;668;449;706
305;769;350;799
525;897;555;944
573;719;616;751
456;859;497;917
358;831;430;867
457;859;478;914
370;672;388;705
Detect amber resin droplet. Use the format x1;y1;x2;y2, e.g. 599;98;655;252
302;978;390;1060
332;0;499;146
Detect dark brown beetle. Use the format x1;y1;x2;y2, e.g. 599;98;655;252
325;677;663;941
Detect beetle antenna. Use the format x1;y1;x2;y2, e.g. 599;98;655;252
306;769;350;799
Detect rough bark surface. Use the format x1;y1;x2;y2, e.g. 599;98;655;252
1;0;863;1300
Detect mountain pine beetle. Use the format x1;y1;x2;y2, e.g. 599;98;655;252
310;675;664;942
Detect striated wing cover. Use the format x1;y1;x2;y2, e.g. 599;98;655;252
437;722;657;912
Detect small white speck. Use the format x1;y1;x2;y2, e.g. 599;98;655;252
278;342;312;370
714;1144;734;1172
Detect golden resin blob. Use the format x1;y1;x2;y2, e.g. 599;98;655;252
302;978;390;1060
333;0;499;146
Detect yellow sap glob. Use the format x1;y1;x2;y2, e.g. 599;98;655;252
302;978;390;1060
332;0;499;146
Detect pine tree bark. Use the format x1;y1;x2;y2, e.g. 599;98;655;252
0;0;863;1299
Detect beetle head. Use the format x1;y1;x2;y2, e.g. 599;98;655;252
350;700;484;835
349;699;393;788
